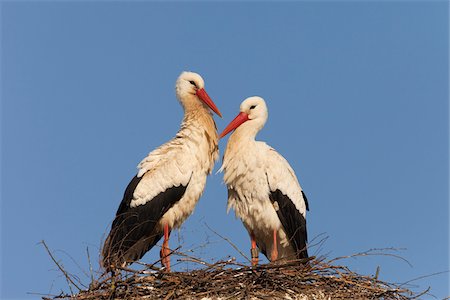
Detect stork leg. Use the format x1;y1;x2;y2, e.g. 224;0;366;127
250;232;259;266
160;223;171;272
271;229;278;262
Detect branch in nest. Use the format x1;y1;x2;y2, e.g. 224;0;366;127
40;240;82;293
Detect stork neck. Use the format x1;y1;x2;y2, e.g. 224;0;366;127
231;121;261;142
182;101;213;124
176;98;218;145
179;94;209;117
226;130;258;155
224;126;259;163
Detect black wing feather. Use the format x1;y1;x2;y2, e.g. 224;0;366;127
102;174;188;270
269;189;308;259
302;191;310;211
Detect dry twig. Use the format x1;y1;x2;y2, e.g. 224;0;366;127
40;240;82;293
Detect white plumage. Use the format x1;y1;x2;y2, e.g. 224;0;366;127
220;96;309;265
102;71;221;272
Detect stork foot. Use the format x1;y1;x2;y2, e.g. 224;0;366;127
250;232;259;266
160;246;171;272
271;248;278;262
271;229;278;262
161;223;171;272
251;247;259;266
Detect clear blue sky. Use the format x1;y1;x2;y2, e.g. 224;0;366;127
1;1;448;299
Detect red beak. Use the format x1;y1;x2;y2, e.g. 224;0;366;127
219;112;249;139
196;88;222;118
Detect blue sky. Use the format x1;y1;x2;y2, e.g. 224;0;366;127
1;1;449;299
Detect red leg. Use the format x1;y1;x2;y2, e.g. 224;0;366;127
250;232;259;266
160;223;171;272
271;229;278;262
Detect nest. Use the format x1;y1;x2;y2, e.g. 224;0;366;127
41;242;426;300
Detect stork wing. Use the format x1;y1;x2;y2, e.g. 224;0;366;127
102;146;194;269
265;145;309;259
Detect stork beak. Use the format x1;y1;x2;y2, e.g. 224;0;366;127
196;88;222;118
219;112;249;139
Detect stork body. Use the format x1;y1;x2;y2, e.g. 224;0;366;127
102;72;221;272
220;97;309;265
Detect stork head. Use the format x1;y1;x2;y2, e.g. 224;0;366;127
220;96;268;139
175;71;222;117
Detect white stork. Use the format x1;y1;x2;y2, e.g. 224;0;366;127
219;96;309;265
102;71;222;272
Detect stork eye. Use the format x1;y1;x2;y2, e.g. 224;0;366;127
189;80;197;88
249;105;256;110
